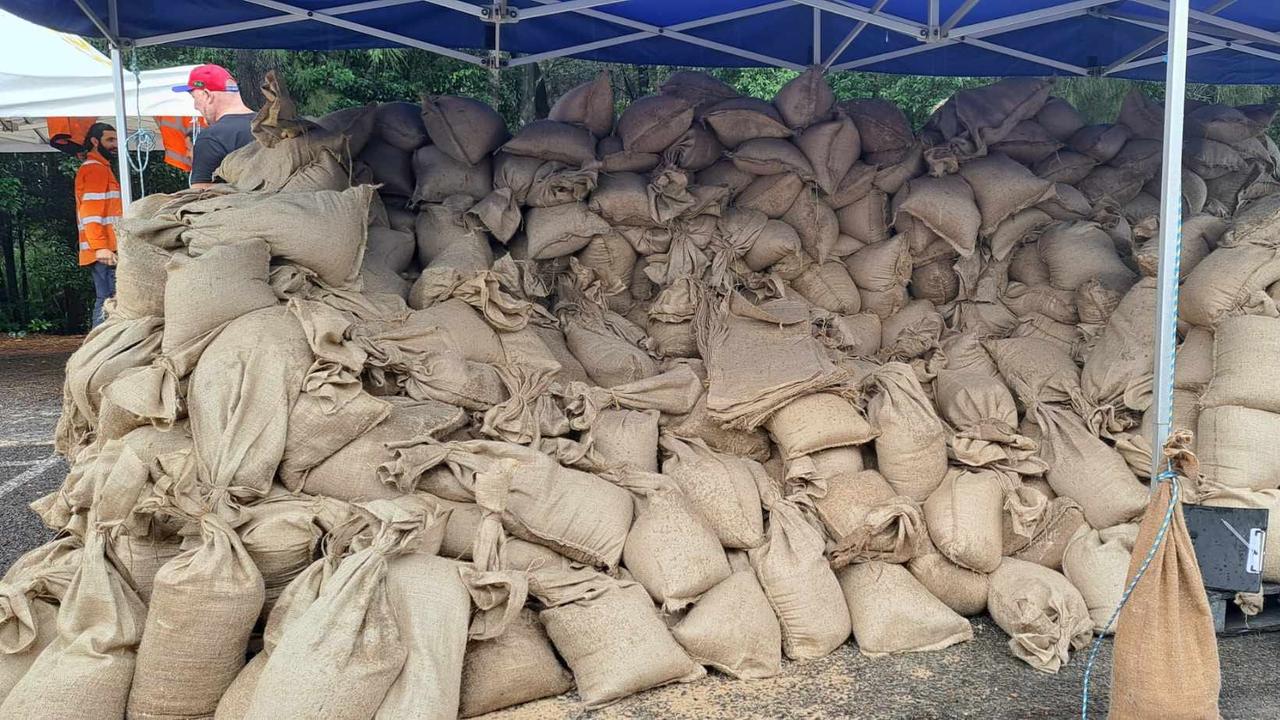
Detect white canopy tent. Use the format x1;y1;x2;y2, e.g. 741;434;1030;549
0;9;197;153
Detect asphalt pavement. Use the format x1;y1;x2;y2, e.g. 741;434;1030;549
0;338;1276;720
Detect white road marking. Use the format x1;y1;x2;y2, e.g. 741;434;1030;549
0;455;61;502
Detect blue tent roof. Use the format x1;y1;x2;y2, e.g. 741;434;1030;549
2;1;1279;83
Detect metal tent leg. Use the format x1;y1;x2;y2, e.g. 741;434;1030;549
1150;0;1191;476
110;45;134;209
108;0;134;209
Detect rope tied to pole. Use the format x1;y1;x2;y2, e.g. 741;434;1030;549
1080;467;1180;719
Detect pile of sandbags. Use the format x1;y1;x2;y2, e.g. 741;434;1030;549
6;67;1280;718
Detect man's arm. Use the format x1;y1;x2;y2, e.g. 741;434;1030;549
77;165;117;264
189;133;225;189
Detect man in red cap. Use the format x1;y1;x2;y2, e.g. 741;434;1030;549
173;64;255;188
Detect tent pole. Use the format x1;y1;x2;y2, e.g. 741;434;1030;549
108;0;134;209
1150;0;1190;477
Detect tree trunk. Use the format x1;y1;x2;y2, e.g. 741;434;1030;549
0;213;22;322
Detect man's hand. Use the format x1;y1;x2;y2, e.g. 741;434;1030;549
95;249;117;266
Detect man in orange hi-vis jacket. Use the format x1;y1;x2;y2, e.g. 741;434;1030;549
74;122;121;328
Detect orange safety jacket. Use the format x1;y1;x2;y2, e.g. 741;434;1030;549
75;150;122;266
156;115;206;172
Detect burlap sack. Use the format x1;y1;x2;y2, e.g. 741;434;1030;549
661;70;740;114
985;335;1084;408
907;540;990;616
836;189;891;244
818;475;928;569
1009;496;1088;572
109;533;180;604
525;202;612;260
366;225;416;276
1117;87;1164;138
238;492;329;614
1134;215;1219;280
1034;150;1098;184
989;120;1061;164
113;232;170;319
845;235;911;294
935;333;1042;474
502;119;597;166
0;538;81;702
928;78;1050;159
301;398;466;501
737;171;806;218
774;66;835;128
841;98;913;158
55;315;163;461
618;95;693;153
1202;315;1280;413
622;471;731;611
422;95;507;165
564;312;659;388
1180;243;1280;327
1035;96;1086;141
1062;523;1139;632
703;97;792;149
1040;182;1094;221
380;439;634;568
766;392;876;460
988;558;1092;673
246;499;446;720
664;393;773;463
1030;403;1149;528
1004;281;1078;324
671;570;781;679
162;240;276;353
373;101;427;151
359;138;415;196
697;158;757;197
910;257;960;305
660;434;766;549
410;145;492;205
1109;437;1221;720
783;192;839;262
749;477;851;660
731;137;815;180
1184;137;1246;180
595;135;660;173
839;561;973;658
1008;241;1051;286
959;153;1055;236
181;185;374;289
128;507;265;720
589;171;656;226
923;469;1005;573
796;114;860;195
538;572;703;708
866;363;947;501
1078;165;1145;206
375;554;471;720
1069;123;1130;163
662;124;723;173
458;607;573;717
700;293;842;430
1037;221;1136;293
1081;277;1156;430
585;408;659;472
894;175;981;258
547;70;614;137
188;307;312;504
1197;404;1280;490
879;299;944;362
0;529;146;720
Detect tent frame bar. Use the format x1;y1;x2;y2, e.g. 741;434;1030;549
821;0;888;70
1103;10;1280;68
133;0;420;47
1151;0;1191;476
1102;0;1235;75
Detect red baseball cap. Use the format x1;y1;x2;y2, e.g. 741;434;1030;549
172;64;239;93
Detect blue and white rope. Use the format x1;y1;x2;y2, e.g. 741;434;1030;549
1080;469;1180;719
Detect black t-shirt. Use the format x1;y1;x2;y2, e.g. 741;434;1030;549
190;112;255;184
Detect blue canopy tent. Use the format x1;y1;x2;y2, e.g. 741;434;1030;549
1;0;1276;477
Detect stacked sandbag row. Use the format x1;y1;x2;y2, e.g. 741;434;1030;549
6;67;1280;719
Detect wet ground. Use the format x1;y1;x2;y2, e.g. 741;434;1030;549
0;335;1276;720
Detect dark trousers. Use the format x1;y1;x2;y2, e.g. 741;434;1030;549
91;261;116;328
